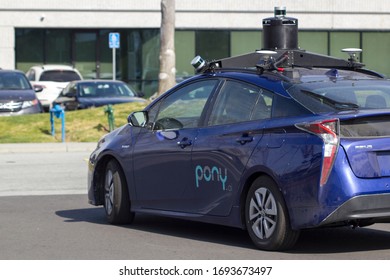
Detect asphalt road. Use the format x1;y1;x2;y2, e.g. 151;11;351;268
1;143;390;260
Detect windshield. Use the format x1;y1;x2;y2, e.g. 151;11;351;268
63;82;137;98
0;72;32;90
288;80;390;113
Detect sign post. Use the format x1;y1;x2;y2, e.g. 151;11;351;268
109;32;120;80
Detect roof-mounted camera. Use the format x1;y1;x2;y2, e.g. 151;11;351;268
191;55;221;74
191;56;206;72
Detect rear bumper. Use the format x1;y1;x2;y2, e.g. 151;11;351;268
319;193;390;226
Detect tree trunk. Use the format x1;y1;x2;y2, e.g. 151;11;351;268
158;0;176;97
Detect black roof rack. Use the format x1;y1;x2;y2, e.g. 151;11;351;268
191;49;384;79
221;49;363;69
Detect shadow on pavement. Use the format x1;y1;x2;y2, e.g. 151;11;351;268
56;207;390;254
56;207;107;225
293;226;390;254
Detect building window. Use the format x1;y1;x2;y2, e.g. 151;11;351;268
195;30;230;61
175;31;195;79
15;29;44;71
329;32;360;59
298;31;328;55
126;29;160;97
231;31;262;55
362;32;390;75
46;30;71;64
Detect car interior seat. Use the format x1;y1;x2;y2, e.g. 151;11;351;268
365;95;387;109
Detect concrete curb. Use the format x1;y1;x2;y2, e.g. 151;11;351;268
0;142;97;154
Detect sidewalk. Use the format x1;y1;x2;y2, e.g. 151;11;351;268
0;142;97;154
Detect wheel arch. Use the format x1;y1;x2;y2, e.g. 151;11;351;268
241;173;300;250
93;154;127;205
239;170;290;229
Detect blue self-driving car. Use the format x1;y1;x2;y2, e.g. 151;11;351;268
88;8;390;251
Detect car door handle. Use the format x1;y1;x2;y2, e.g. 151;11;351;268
177;137;192;149
236;135;253;145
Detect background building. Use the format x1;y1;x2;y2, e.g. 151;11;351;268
1;0;390;97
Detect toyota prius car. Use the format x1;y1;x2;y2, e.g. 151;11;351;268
87;9;390;251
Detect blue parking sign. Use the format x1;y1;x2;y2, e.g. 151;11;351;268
109;32;120;49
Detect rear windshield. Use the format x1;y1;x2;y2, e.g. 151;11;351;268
288;80;390;113
40;70;82;82
341;116;390;137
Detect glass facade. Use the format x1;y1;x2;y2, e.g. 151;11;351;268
298;32;328;55
195;30;230;61
15;28;390;98
231;31;262;56
362;32;390;75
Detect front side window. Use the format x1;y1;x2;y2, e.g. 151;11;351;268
153;79;218;130
208;80;272;126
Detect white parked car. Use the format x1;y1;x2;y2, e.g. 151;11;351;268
26;65;83;110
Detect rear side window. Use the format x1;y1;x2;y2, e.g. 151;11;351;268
272;94;311;118
40;70;82;82
208;80;272;126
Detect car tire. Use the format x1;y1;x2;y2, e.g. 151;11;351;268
104;160;134;224
245;176;300;251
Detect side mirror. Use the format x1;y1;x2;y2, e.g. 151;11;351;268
128;111;148;127
137;91;145;97
33;85;44;93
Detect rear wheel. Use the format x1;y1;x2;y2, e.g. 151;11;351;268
245;176;299;251
104;160;134;224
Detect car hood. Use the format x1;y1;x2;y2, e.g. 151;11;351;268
0;90;36;101
78;96;146;107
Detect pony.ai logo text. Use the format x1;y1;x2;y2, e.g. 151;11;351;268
195;165;228;190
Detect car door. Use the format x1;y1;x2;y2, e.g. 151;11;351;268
188;80;273;216
132;79;220;211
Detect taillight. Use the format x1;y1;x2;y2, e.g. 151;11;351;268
296;119;340;186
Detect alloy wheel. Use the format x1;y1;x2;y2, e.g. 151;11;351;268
249;187;278;239
104;169;114;216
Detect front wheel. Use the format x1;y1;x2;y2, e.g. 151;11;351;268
245;176;299;251
104;160;134;224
